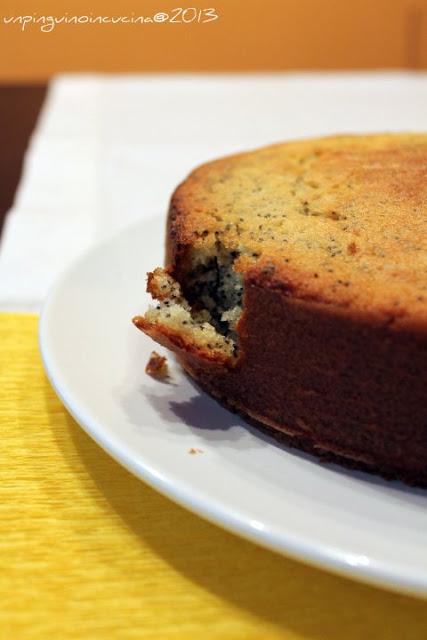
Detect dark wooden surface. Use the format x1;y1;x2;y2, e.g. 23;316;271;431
0;85;47;236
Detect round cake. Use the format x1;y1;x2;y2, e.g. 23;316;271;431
134;134;427;486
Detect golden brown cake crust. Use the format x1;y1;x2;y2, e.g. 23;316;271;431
169;134;427;333
135;134;427;487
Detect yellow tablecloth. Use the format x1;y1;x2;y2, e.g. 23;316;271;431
2;313;427;639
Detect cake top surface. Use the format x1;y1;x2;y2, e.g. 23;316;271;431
170;134;427;331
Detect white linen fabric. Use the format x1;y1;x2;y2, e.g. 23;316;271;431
1;72;426;311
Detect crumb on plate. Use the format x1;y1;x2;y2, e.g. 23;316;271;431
145;351;169;379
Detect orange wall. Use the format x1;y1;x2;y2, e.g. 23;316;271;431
1;0;426;80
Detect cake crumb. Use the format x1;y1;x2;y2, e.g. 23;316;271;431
145;351;169;379
188;448;204;455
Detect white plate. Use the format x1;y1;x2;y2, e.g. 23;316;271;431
40;216;427;599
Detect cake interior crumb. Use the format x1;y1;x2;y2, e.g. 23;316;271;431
143;242;244;358
183;243;244;342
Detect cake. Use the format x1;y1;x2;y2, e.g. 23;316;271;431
133;134;427;486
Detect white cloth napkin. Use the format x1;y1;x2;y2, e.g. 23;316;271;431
1;72;426;312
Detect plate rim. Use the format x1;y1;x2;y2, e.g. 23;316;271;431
39;219;427;600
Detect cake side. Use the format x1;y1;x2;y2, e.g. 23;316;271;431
175;280;427;485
